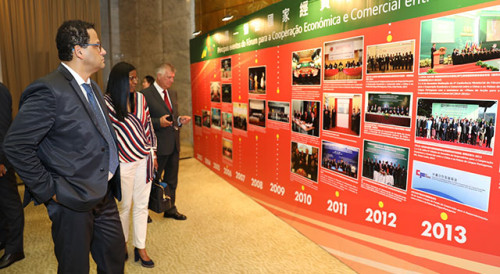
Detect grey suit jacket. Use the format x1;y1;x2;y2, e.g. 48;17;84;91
140;85;180;156
4;65;121;211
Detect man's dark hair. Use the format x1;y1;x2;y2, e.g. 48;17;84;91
56;20;95;61
144;75;155;85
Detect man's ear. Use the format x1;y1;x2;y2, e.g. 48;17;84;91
73;45;84;59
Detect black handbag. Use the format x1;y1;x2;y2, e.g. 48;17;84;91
149;180;172;213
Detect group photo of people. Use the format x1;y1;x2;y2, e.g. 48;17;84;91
415;98;497;154
248;99;266;127
292;48;322;85
221;58;232;79
249;66;266;93
202;110;211;128
321;141;359;179
233;103;248;131
419;6;500;73
366;40;415;74
365;93;412;127
323;93;362;136
222;84;232;103
362;141;409;191
323;36;363;81
267;101;290;123
292;100;320;137
291;142;319;182
210;81;221;102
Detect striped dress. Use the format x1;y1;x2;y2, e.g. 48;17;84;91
105;92;157;183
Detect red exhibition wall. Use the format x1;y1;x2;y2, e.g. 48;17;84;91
190;0;500;272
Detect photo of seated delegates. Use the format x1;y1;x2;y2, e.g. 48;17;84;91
323;93;361;136
221;58;232;79
366;40;415;74
249;99;266;127
321;141;359;179
249;66;266;94
362;140;409;191
233;103;248;131
419;5;500;74
195;115;202;127
415;98;497;154
211;108;221;129
365;92;411;127
222;138;233;160
222;84;232;103
292;48;322;85
292;100;320;137
324;36;363;81
221;112;233;133
291;141;319;182
202;110;211;128
210;82;221;102
267;101;290;123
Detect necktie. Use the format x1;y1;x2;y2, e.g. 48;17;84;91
82;83;119;175
163;90;173;113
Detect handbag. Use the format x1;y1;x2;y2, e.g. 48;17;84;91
149;179;172;213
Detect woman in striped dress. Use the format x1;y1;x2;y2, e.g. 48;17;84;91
105;62;157;268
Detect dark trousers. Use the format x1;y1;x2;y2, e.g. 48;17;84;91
0;167;24;254
157;150;179;214
45;190;125;274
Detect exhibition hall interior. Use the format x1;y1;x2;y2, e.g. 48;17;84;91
1;0;500;273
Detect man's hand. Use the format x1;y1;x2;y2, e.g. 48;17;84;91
0;164;6;177
179;116;191;125
159;114;173;127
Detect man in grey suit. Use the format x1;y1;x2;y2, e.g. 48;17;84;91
4;20;125;273
141;63;191;220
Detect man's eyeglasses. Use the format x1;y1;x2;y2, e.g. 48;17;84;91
129;76;138;81
83;43;102;52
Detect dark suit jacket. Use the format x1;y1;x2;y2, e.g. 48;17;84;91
4;65;121;211
0;83;12;169
140;86;180;156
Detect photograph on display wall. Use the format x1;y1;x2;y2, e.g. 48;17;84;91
268;101;290;123
362;140;409;191
365;92;411;127
194;115;202;127
366;40;415;74
222;138;233;160
211;108;221;129
292;100;320;137
202;110;211;128
323;93;362;136
249;99;266;127
222;84;232;103
321;140;359;179
221;58;232;79
291;141;319;182
292;48;322;85
233;103;248;131
210;82;221;102
415;98;497;154
249;66;266;94
419;6;500;74
324;36;363;81
222;112;233;133
412;160;491;211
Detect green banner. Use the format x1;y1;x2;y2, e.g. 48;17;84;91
190;0;496;64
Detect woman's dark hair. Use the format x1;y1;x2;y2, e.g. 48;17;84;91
144;75;155;86
106;62;136;122
56;20;95;61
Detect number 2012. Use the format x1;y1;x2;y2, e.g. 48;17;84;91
365;208;396;227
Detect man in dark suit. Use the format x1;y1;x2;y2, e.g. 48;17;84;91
141;63;191;220
4;20;125;273
0;83;24;269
